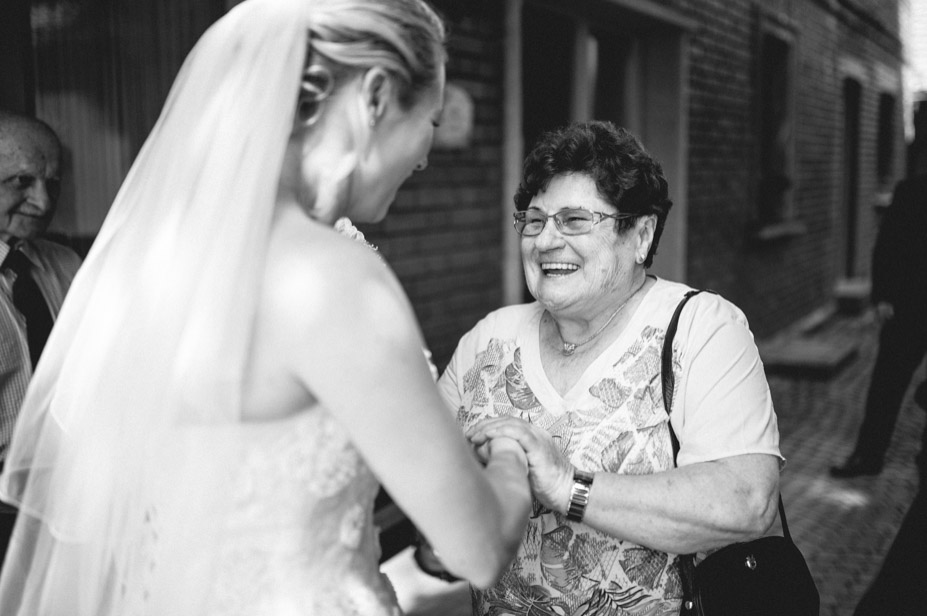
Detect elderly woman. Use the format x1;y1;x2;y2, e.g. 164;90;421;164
439;121;782;615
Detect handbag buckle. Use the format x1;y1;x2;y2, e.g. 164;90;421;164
745;554;757;570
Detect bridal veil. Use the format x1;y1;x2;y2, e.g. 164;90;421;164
0;0;311;613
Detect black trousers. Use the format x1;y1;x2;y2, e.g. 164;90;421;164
0;459;16;571
0;508;16;571
854;473;927;615
853;313;927;462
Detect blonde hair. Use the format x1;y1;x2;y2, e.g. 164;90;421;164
308;0;446;109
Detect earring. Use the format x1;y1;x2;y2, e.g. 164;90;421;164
369;116;377;128
636;253;646;264
298;99;323;127
298;64;334;127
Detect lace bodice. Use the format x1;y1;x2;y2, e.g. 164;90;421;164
206;409;401;615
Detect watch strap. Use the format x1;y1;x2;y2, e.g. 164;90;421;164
566;468;594;522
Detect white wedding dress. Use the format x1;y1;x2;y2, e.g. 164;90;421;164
0;3;411;614
204;410;402;615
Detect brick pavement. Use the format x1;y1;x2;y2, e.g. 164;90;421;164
770;313;925;615
383;311;927;616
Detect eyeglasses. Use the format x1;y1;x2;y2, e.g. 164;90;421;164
513;208;635;237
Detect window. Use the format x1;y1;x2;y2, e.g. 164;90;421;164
876;93;895;186
756;28;794;228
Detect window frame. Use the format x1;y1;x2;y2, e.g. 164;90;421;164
749;8;803;242
876;91;896;188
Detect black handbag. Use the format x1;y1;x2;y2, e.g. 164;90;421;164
662;290;820;616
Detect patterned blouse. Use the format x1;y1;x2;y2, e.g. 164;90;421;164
438;278;781;616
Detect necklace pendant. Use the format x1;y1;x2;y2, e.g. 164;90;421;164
562;343;577;356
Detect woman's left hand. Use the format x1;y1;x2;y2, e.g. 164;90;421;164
467;417;573;514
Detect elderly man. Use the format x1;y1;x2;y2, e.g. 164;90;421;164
0;110;81;563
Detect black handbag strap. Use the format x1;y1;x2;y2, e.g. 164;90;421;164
660;289;792;543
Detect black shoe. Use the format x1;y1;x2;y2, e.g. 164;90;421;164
830;454;883;478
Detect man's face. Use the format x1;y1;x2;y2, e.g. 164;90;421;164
0;125;61;244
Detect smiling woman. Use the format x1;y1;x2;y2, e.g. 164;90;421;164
517;172;651;331
437;120;784;616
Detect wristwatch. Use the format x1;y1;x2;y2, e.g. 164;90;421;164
566;468;594;522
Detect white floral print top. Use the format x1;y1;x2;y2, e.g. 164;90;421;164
438;278;781;616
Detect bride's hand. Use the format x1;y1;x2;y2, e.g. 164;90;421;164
473;435;527;468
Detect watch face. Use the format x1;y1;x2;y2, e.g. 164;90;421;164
574;469;595;484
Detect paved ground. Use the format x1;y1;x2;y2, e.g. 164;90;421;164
382;310;927;616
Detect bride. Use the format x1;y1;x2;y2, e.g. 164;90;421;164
0;0;531;614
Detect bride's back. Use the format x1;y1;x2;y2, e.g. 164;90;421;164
240;202;404;422
210;203;411;613
207;400;401;615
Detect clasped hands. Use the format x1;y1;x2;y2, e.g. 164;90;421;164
467;417;574;515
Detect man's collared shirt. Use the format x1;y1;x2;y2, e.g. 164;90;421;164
0;239;81;461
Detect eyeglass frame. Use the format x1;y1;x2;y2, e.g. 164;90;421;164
512;207;637;237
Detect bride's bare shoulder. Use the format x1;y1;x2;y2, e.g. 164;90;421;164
272;217;377;267
262;216;400;326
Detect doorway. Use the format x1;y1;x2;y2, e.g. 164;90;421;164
514;1;689;302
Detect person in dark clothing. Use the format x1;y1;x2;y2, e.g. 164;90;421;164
831;173;927;478
852;448;927;615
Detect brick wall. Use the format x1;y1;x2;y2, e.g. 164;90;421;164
365;0;906;353
665;0;903;336
681;0;756;306
359;0;506;369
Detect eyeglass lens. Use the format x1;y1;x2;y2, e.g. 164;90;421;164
515;208;597;236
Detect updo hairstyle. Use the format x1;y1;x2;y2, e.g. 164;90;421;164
298;0;446;123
